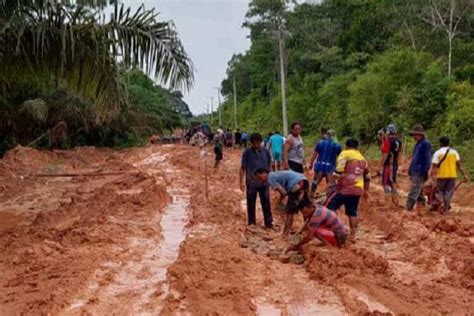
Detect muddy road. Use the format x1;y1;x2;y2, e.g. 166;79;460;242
0;145;473;315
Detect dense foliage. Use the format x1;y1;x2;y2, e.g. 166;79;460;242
0;0;193;155
218;0;473;148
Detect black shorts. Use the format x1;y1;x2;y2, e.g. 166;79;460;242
288;160;304;173
325;193;360;217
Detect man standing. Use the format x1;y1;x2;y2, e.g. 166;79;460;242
380;124;402;204
269;131;285;171
241;131;249;148
406;125;432;212
283;122;305;173
308;129;342;196
325;138;370;243
254;169;309;236
430;136;469;213
240;133;273;229
234;129;242;148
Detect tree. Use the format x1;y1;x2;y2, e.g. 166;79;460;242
0;1;194;120
421;0;473;77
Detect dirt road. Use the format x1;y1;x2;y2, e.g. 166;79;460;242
0;145;473;315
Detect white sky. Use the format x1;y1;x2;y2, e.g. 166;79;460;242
122;0;251;115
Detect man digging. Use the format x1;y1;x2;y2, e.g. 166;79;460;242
286;195;348;251
254;169;309;237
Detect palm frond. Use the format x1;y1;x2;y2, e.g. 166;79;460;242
0;1;194;121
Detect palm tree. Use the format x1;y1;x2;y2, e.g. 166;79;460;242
0;0;194;121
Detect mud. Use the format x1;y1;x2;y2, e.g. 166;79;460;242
0;145;473;315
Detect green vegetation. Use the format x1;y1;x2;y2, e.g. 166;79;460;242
0;0;194;155
217;0;473;152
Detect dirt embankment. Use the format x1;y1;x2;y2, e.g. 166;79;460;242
0;146;170;315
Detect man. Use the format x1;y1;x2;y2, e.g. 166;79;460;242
380;124;402;204
234;129;242;148
241;131;249;148
254;169;309;236
240;133;273;228
283;122;305;173
269;131;285;171
308;129;342;196
224;128;234;148
325;138;369;243
287;196;348;250
214;135;223;169
430;136;469;213
406;125;432;212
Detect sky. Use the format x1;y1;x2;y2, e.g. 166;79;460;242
122;0;252;115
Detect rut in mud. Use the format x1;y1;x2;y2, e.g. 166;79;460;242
0;145;473;315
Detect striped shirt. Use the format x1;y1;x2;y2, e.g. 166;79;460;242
309;204;347;237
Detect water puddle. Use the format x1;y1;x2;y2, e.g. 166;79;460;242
347;287;392;314
116;188;143;195
255;299;281;316
65;151;190;315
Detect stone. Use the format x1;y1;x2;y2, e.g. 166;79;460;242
290;254;305;265
278;254;291;264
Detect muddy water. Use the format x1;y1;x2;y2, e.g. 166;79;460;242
64;152;190;315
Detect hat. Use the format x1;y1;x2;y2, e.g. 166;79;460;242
408;124;425;136
386;124;397;134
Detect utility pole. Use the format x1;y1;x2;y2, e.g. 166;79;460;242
209;97;214;125
278;26;288;136
233;77;237;130
214;87;222;127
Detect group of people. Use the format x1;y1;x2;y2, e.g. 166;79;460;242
239;122;470;250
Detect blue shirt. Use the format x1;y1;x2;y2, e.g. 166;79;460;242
269;134;285;154
241;147;272;187
241;133;248;140
268;171;307;192
314;139;342;173
409;138;432;177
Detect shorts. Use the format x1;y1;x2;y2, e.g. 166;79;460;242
325;193;361;217
288;160;304;173
313;227;348;247
272;152;283;162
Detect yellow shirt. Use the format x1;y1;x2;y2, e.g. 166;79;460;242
336;149;367;194
432;147;460;179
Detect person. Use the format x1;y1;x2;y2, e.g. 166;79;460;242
269;131;285;171
240;133;273;229
234;129;242;148
224;129;233;148
380;124;402;204
202;122;212;142
325;138;369;243
406;125;432;212
190;127;208;148
264;132;273;150
254;169;309;236
308;129;342;196
241;131;249;148
214;135;223;168
430;136;469;213
283;122;305;173
287;195;348;250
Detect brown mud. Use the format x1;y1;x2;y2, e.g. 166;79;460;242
0;145;473;315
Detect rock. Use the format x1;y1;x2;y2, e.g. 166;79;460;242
240;239;250;248
279;254;291;264
267;250;282;259
288;234;301;245
290;254;305;265
252;243;270;256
